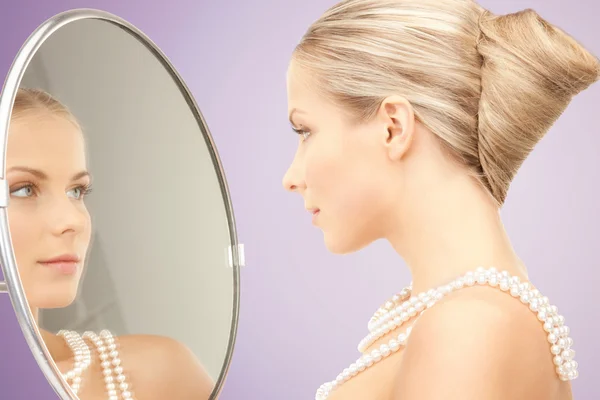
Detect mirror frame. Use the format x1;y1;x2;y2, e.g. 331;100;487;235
0;8;241;399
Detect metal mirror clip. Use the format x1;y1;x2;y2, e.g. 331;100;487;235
0;178;7;293
227;243;245;268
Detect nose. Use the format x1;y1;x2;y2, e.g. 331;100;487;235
282;149;306;193
48;196;88;237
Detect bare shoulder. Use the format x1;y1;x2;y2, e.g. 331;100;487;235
393;285;571;400
116;334;214;400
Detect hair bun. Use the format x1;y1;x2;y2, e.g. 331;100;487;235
476;8;599;204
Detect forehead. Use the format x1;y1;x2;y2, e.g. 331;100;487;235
286;61;330;118
7;113;86;167
287;61;354;130
287;62;316;102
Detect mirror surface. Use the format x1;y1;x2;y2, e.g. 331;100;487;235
2;13;238;400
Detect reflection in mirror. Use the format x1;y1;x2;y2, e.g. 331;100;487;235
5;17;238;400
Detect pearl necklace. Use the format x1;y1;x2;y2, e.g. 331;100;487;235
366;285;412;333
59;329;134;399
315;267;579;400
58;330;92;395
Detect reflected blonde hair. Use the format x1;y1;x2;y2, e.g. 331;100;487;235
292;0;600;205
11;87;81;130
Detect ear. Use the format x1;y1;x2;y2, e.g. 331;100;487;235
377;96;415;161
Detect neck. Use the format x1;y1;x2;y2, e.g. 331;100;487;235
31;306;71;364
387;176;527;294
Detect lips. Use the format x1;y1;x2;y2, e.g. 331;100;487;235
38;254;81;275
39;254;80;264
306;207;320;214
306;208;320;226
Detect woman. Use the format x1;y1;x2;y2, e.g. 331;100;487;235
7;87;214;400
283;1;599;399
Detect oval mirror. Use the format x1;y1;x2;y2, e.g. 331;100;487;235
0;8;241;400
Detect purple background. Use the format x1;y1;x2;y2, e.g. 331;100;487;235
1;0;598;399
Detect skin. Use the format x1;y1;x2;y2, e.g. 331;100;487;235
283;61;573;400
7;111;214;400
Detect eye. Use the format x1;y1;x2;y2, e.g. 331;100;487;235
301;131;311;141
67;184;93;200
10;184;35;198
291;125;312;142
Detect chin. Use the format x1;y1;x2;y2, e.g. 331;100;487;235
26;283;79;310
30;295;77;310
323;230;373;255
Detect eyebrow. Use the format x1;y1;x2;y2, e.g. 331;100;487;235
6;166;90;181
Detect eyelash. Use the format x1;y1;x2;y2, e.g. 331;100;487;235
79;183;94;197
11;182;93;199
291;126;311;141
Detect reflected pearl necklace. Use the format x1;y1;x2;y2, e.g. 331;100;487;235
59;329;134;400
58;330;92;395
315;267;579;400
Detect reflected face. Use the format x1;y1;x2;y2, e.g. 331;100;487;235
7;112;92;309
282;62;398;254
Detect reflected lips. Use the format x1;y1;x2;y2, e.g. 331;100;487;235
39;254;80;275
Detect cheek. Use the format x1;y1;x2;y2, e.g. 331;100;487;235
7;207;38;262
81;206;93;243
305;138;385;215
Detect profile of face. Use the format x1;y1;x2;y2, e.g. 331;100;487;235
7;108;92;310
283;62;414;255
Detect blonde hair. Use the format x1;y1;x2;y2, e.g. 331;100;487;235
292;0;600;205
11;87;81;130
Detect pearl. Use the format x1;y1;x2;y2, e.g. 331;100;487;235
477;274;487;285
316;268;579;400
349;364;358;376
81;330;134;399
554;356;563;365
552;328;560;337
356;360;366;372
379;344;391;357
57;330;92;395
537;311;547;322
562;350;574;361
510;285;520;297
371;349;382;362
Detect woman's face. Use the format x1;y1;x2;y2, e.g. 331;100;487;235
283;62;403;254
7;111;92;310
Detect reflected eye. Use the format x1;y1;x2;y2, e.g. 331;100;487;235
10;185;35;198
68;184;93;200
